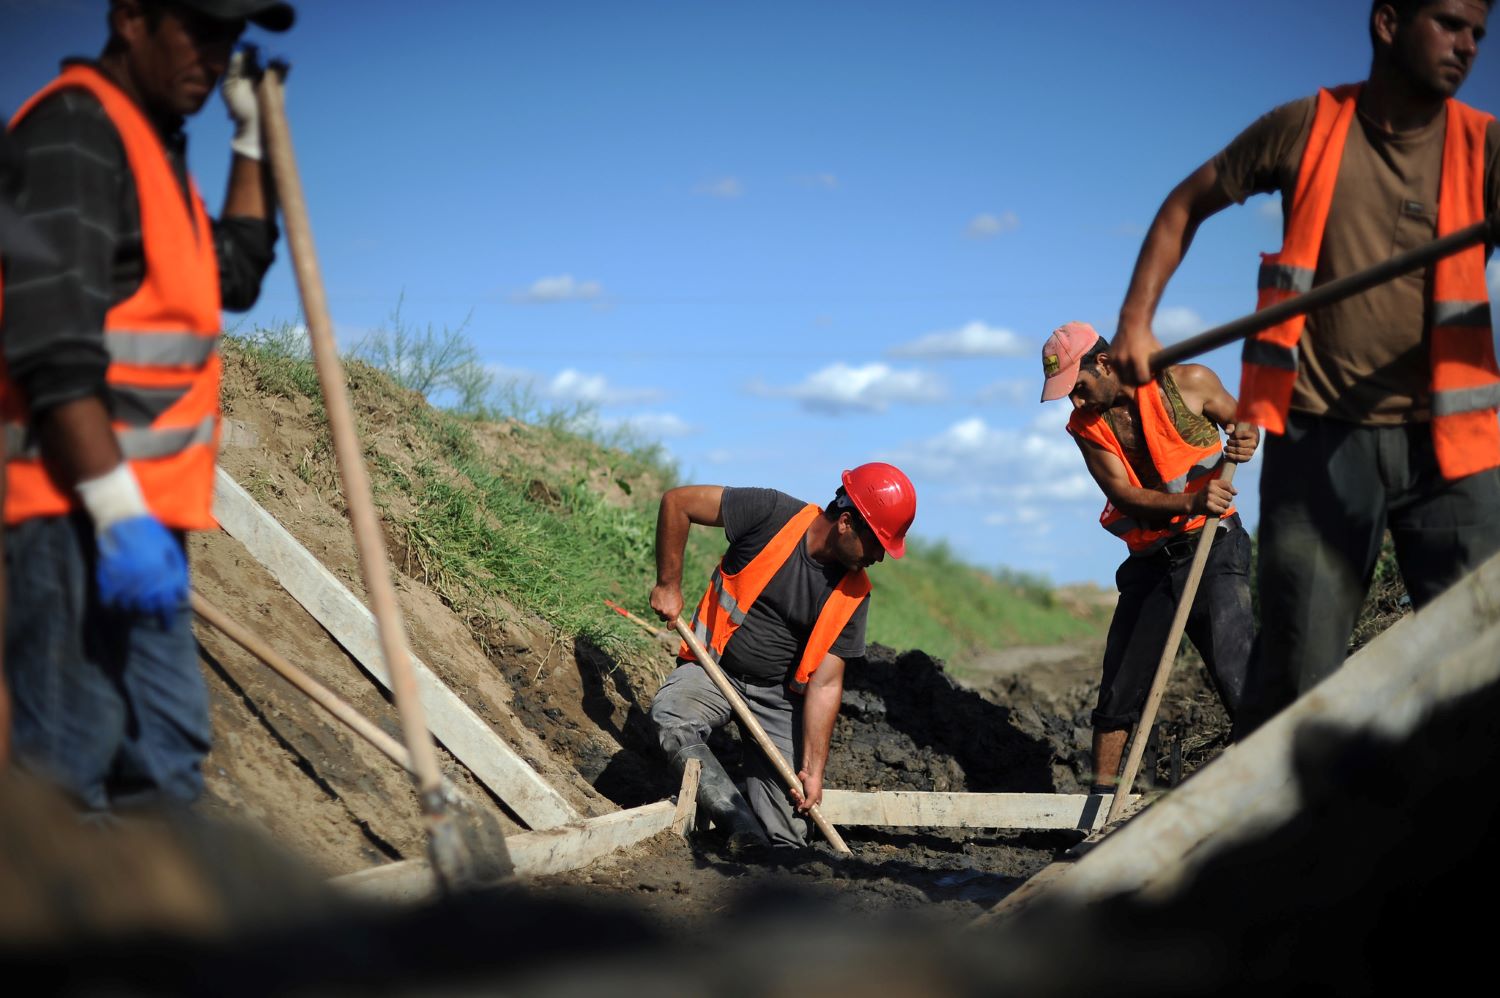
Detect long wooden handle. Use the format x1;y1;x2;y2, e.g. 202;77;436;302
673;619;852;854
257;68;447;816
1149;216;1495;372
191;591;416;775
1106;461;1238;825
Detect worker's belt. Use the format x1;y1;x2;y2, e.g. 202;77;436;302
1158;513;1240;562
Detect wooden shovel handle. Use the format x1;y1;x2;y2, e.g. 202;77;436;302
256;66;446;811
1106;461;1238;824
673;619;852;854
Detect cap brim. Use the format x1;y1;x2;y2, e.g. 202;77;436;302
883;536;906;559
1039;360;1081;402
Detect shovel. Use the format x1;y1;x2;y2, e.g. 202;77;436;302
256;63;504;890
1105;461;1237;825
672;619;852;854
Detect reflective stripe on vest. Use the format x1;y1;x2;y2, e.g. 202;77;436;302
105;330;220;367
3;65;223;529
5;414;215;462
1068;377;1230;555
679;502;871;690
1237;84;1500;479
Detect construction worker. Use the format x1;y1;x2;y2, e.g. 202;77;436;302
647;464;916;850
1109;0;1500;723
0;0;293;809
1041;321;1259;795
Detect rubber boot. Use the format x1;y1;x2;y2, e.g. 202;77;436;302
670;743;768;853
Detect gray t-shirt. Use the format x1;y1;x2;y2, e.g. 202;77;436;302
708;487;870;682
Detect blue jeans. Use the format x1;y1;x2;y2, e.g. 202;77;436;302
4;514;209;811
1094;518;1254;731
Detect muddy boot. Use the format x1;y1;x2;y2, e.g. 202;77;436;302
670;743;767;854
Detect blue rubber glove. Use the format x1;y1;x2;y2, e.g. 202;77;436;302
77;465;188;627
95;515;189;627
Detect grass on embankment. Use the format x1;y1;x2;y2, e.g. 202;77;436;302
867;542;1105;673
226;328;1103;673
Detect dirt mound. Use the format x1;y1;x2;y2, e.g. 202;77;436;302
829;646;1058;793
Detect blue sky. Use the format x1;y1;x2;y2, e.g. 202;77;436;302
4;1;1498;585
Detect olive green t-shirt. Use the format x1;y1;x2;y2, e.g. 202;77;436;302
1212;95;1500;425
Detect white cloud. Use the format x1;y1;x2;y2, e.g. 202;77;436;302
1257;196;1283;222
889;320;1030;359
601;412;696;438
545;369;663;407
1154;306;1206;343
966;211;1020;238
887;417;1101;540
753;362;947;414
696;176;744;199
889;416;1085;488
512;274;604;303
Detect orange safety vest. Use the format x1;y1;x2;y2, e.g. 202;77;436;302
680;504;871;692
1239;84;1500;480
1069;378;1230;555
1;65;222;529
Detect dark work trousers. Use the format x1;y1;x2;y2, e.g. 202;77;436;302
649;661;808;848
1253;411;1500;713
4;514;209;811
1093;518;1253;732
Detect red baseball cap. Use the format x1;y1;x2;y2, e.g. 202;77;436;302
1039;321;1104;402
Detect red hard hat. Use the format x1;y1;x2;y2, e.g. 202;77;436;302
841;462;917;559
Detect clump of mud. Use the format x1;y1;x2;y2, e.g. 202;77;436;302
829;646;1060;794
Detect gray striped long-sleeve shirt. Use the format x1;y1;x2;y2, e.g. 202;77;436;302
3;62;276;415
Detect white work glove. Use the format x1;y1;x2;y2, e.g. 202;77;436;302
222;49;264;161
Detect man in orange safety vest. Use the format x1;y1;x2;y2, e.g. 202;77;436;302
1;0;292;809
648;463;916;851
1108;0;1500;725
1042;322;1260;796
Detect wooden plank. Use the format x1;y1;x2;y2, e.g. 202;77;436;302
820;791;1138;830
987;549;1500;916
333;801;676;903
670;758;701;837
212;469;578;831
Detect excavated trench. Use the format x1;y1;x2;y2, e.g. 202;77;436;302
488;640;1158;927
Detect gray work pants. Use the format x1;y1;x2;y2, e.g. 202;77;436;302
648;661;808;848
1255;412;1500;707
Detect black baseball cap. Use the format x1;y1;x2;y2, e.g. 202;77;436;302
174;1;296;32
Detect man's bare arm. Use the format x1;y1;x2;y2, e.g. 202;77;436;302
649;485;725;621
792;653;845;814
1113;160;1235;386
36;397;124;487
1075;436;1234;520
221;153;274;221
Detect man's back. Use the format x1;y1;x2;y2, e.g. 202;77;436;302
715;487;869;681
